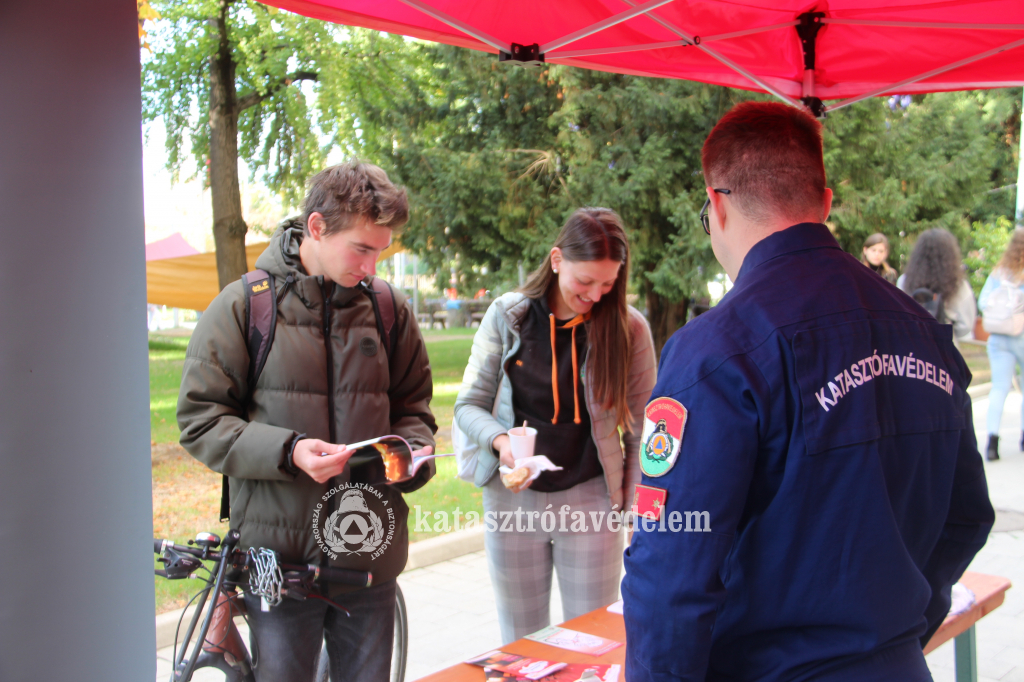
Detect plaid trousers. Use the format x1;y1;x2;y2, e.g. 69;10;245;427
483;474;624;644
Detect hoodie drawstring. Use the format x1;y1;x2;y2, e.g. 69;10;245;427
549;313;589;425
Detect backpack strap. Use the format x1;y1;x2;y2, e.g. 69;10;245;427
367;276;398;361
242;269;277;390
219;269;278;522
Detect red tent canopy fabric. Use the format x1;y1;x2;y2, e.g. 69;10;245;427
265;0;1024;113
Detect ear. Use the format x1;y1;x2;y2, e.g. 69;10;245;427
707;187;727;233
550;247;563;272
822;188;833;223
307;212;326;241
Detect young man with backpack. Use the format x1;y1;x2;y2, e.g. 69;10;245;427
177;161;436;682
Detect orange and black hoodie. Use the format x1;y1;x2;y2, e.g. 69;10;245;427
505;295;603;492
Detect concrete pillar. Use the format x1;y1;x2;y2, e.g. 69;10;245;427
0;1;154;680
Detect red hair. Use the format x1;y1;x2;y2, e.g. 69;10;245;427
701;102;826;223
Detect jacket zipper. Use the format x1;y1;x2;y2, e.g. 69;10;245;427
321;279;336;443
320;279;335;584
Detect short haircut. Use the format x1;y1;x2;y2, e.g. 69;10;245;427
302;161;409;237
701;102;826;223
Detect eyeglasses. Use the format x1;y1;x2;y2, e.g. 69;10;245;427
699;189;732;234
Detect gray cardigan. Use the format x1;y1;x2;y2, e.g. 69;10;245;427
453;292;657;511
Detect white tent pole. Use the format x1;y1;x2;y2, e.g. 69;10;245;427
539;0;675;54
826;36;1024;112
823;18;1024;31
618;0;803;107
701;21;800;43
552;39;688;59
550;20;800;59
1017;88;1024;226
395;0;509;52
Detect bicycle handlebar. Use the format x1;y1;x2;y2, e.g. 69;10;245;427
154;537;372;587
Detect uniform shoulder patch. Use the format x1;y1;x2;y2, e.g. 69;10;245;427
639;397;687;477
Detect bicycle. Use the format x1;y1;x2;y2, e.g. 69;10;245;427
155;529;409;682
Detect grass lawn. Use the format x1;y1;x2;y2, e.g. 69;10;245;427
150;325;480;612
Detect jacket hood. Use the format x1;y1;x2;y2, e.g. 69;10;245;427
255;217;362;309
255;218;306;280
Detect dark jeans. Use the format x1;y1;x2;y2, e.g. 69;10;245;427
243;579;397;682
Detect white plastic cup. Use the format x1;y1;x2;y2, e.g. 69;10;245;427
508;426;537;461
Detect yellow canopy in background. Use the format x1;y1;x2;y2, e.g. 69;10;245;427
146;240;404;311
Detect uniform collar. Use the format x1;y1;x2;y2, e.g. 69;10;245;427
736;223;840;283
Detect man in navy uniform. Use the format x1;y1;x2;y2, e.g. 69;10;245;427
622;102;994;682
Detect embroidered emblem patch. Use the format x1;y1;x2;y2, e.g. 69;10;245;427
639;397;687;477
632;484;668;521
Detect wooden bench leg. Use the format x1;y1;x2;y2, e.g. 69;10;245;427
954;624;978;682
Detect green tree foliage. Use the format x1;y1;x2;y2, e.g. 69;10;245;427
141;2;407;287
347;38;1019;351
352;44;747;351
553;71;748;351
353;44;568;292
824;89;1022;272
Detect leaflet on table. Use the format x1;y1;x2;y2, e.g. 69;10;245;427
524;626;623;656
467;650;620;681
482;663;621;681
466;650;566;680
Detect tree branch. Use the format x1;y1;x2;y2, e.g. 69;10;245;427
237;71;318;112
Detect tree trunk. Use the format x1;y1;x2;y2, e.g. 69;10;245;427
645;281;689;360
208;2;248;291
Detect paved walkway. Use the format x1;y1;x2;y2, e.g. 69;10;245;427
156;391;1024;681
925;390;1024;682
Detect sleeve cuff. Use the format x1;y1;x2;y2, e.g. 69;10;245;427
484;425;508;455
282;433;306;478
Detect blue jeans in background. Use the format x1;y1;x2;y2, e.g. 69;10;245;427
243;578;396;682
986;332;1024;437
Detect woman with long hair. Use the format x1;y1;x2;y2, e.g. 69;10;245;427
897;227;976;341
978;229;1024;461
454;207;656;644
860;232;898;285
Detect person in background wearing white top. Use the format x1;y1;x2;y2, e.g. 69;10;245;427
897;228;977;342
978;229;1024;461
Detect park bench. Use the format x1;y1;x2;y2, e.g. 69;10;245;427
417;300;448;330
415;571;1011;682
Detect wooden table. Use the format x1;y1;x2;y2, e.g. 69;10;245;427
923;571;1012;682
413;571;1010;682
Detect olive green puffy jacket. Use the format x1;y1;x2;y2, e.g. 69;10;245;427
177;221;436;591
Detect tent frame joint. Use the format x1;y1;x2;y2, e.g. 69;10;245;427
796;12;826;72
801;96;826;118
796;12;826;118
499;42;545;66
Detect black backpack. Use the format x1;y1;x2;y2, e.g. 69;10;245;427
912;286;946;324
218;269;397;521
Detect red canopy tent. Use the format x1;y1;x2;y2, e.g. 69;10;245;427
264;0;1023;117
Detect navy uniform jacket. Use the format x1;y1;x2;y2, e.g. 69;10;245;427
622;223;993;682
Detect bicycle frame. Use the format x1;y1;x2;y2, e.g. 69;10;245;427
169;531;253;682
157;530;402;682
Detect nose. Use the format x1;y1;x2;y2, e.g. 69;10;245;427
587;285;603;303
360;255;377;276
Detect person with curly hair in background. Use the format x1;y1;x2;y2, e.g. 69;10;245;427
861;232;898;285
977;229;1024;461
898;228;977;342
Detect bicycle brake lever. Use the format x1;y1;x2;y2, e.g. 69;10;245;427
158;547;204;579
